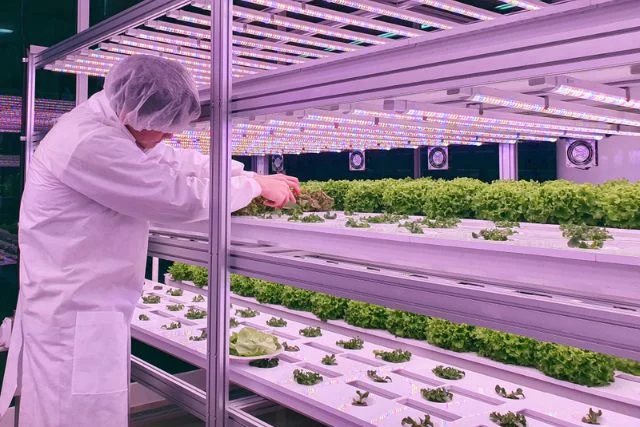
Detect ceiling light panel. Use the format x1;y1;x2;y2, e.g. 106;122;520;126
498;0;546;11
530;76;640;110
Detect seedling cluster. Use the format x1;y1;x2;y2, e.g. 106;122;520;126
336;337;364;350
235;308;259;318
266;317;288;327
432;365;465;380
249;358;280;369
489;411;527;427
293;369;323;386
321;354;337;365
495;385;525;400
351;390;370;407
299;326;322;337
401;415;434;427
373;349;412;363
367;370;391;383
421;387;453;403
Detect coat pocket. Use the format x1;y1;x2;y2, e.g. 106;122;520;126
71;311;128;395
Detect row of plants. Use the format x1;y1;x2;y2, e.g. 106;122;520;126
167;263;639;386
238;178;640;230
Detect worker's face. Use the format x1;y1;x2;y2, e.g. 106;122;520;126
126;126;172;150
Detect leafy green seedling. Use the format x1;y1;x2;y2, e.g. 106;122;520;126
230;317;239;328
472;228;517;241
300;214;325;223
352;390;370;407
192;295;205;303
161;321;181;330
336;337;364;350
489;411;527;427
367;370;391;383
142;295;161;304
138;314;149;321
421;387;453;403
249;358;280;369
373;349;412;363
283;342;300;352
495;385;525;400
560;224;612;249
423;217;460;229
344;210;354;216
432;365;465;380
153;285;163;290
299;326;322;337
398;221;424;234
293;369;323;386
401;415;434;427
167;303;184;311
185;307;207;320
189;330;207;341
365;213;408;224
235;308;259;318
345;218;371;228
166;288;183;297
321;354;337;365
582;408;603;425
266;317;288;327
323;212;337;220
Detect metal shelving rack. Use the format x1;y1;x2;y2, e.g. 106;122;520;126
21;0;640;426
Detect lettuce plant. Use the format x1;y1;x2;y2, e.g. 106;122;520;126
281;287;315;311
536;343;614;386
432;366;465;380
167;262;192;281
293;369;322;386
582;408;603;425
420;387;452;403
345;301;389;329
489;411;526;427
352;390;369;406
373;349;411;363
401;415;434;427
475;328;538;367
249;358;279;369
311;293;349;321
385;310;429;340
321;354;337;365
427;318;478;352
367;370;391;383
255;281;287;305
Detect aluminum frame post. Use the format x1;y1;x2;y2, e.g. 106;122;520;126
207;0;233;426
499;143;518;180
75;0;90;105
22;48;36;174
413;147;421;179
251;156;269;175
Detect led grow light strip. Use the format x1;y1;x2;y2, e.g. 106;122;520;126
465;87;640;127
193;0;421;38
419;0;497;21
145;20;329;57
232;7;386;45
127;28;211;50
322;0;455;29
498;0;546;11
170;9;382;46
530;76;640;110
252;119;556;141
167;11;356;52
373;99;637;135
112;35;277;70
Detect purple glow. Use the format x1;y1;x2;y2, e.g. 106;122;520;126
0;95;75;133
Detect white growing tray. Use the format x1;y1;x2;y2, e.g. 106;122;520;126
133;280;640;427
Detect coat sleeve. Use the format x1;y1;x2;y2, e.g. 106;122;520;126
56;130;259;224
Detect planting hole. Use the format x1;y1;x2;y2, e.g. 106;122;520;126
397;399;461;422
347;380;400;399
392;369;444;386
408;274;428;279
271;330;298;340
241;322;268;331
617;373;640;384
613;305;636;312
516;290;552;298
151;311;175;319
366;266;380;272
519;409;576;427
297;363;342;378
341;353;385;367
277;353;300;364
448;386;503;405
326;260;339;265
458;281;484;288
305;342;340;353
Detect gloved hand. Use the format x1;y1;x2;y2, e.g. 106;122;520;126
254;174;301;208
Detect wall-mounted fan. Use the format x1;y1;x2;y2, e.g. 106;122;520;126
565;139;597;170
349;150;366;171
427;147;449;170
271;154;285;173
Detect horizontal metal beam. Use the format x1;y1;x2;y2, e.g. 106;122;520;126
230;0;640;116
34;0;191;68
130;355;206;419
230;246;640;361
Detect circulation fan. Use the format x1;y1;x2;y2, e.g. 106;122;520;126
271;154;285;173
565;139;598;170
427;147;449;170
349;150;366;171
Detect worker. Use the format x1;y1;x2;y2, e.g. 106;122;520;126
0;55;300;426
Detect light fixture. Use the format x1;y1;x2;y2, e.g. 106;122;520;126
529;76;640;110
460;86;640;127
167;11;356;52
497;0;546;11
0;28;13;34
418;1;497;21
145;20;328;57
321;0;456;29
192;0;421;38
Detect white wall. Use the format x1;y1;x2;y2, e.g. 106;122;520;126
556;135;640;183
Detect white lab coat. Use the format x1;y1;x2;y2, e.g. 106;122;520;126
0;91;261;426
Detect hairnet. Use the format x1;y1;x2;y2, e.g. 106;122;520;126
104;55;201;133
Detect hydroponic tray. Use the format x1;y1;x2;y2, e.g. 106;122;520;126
132;280;640;427
231;215;640;304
